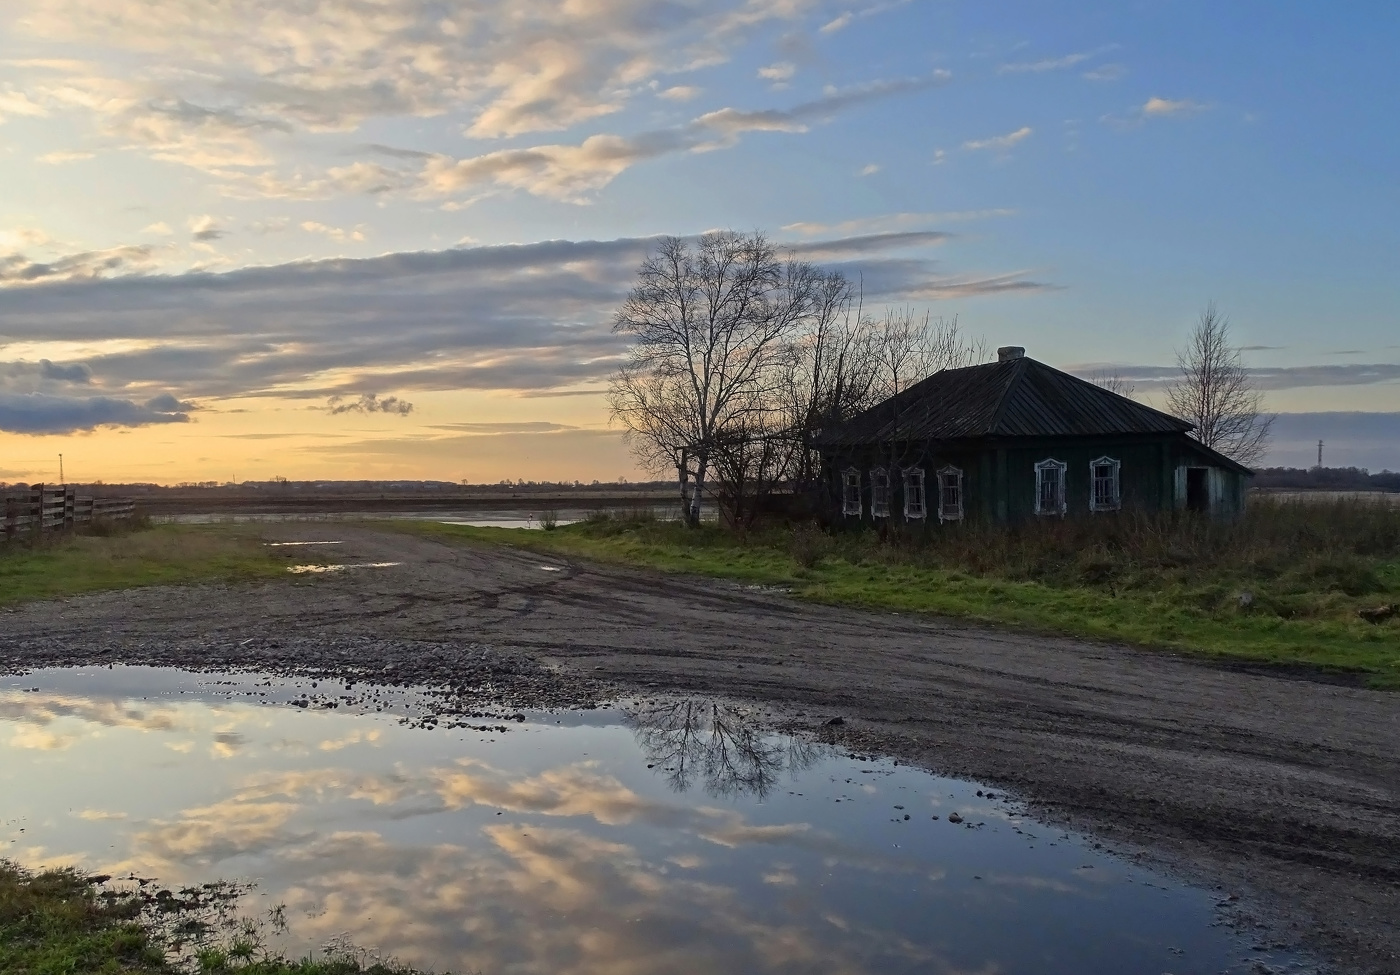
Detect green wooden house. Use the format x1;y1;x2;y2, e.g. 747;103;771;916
814;347;1252;525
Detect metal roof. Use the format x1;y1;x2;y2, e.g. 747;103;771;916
816;356;1194;445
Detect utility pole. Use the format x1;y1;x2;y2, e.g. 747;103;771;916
59;453;64;485
1317;439;1324;468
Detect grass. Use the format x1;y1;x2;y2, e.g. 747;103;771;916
0;861;435;975
393;497;1400;689
0;523;288;607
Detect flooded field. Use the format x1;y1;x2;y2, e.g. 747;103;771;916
152;506;693;530
0;667;1317;975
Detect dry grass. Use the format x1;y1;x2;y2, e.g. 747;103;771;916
0;523;287;606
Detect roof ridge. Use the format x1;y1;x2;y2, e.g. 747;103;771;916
984;356;1028;435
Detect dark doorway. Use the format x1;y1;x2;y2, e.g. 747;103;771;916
1186;467;1209;513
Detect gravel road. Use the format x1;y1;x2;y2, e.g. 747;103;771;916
2;524;1397;973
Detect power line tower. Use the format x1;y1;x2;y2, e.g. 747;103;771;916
1317;439;1324;468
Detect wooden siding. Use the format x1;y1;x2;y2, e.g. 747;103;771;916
825;433;1247;525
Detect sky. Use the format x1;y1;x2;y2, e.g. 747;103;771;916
0;0;1397;485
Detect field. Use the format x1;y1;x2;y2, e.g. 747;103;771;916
0;523;287;607
403;495;1400;688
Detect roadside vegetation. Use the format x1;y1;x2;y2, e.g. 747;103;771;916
0;860;432;975
0;522;286;607
405;495;1400;688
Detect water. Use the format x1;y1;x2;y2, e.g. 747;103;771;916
0;667;1314;975
153;505;693;529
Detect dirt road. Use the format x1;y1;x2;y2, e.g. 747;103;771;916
3;524;1397;973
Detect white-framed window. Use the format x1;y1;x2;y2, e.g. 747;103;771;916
870;468;890;518
937;465;964;522
903;467;927;520
842;468;862;517
1089;456;1121;512
1034;458;1067;516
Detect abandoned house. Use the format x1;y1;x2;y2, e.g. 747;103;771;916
815;346;1252;525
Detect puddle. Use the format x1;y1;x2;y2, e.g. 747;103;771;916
0;668;1316;975
286;562;402;574
266;541;345;547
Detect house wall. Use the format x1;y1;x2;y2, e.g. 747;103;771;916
1170;441;1249;518
824;435;1245;524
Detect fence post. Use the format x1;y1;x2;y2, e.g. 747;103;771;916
65;487;76;529
31;484;44;535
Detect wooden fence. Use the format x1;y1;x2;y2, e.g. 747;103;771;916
2;485;135;543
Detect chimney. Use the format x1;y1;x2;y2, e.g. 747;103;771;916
997;346;1025;362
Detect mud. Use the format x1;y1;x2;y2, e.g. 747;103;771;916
2;524;1397;973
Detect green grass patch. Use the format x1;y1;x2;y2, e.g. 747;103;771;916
394;503;1400;689
0;524;287;607
0;861;435;975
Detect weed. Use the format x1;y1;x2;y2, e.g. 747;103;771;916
0;861;442;975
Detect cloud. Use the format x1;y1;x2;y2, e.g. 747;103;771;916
325;393;414;416
0;243;158;286
425;421;578;434
859;163;880;176
0;230;1042;407
1102;96;1208;128
1266;412;1400;470
0;391;193;434
817;1;909;35
1070;361;1400;393
301;221;366;243
36;150;94;163
7;0;826;185
998;52;1092;74
0;89;48;120
758;61;796;84
1143;96;1205;117
782;209;1015;236
144;392;198;412
1082;63;1126;82
414;76;943;204
189;215;226;241
962;126;1032;152
657;85;702;101
142;221;173;236
41;359;93;383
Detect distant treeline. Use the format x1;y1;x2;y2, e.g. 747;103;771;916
1253;467;1400;491
0;479;674;495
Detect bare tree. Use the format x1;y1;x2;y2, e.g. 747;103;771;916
625;698;828;798
1091;371;1136;398
1165;303;1274;467
777;271;879;494
870;309;986;477
609;232;813;525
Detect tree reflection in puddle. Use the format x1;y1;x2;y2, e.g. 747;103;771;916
625;699;828;799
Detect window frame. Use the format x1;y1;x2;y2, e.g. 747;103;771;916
1034;458;1068;516
903;467;927;520
1089;456;1122;512
842;467;862;517
936;465;964;523
870;467;890;518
